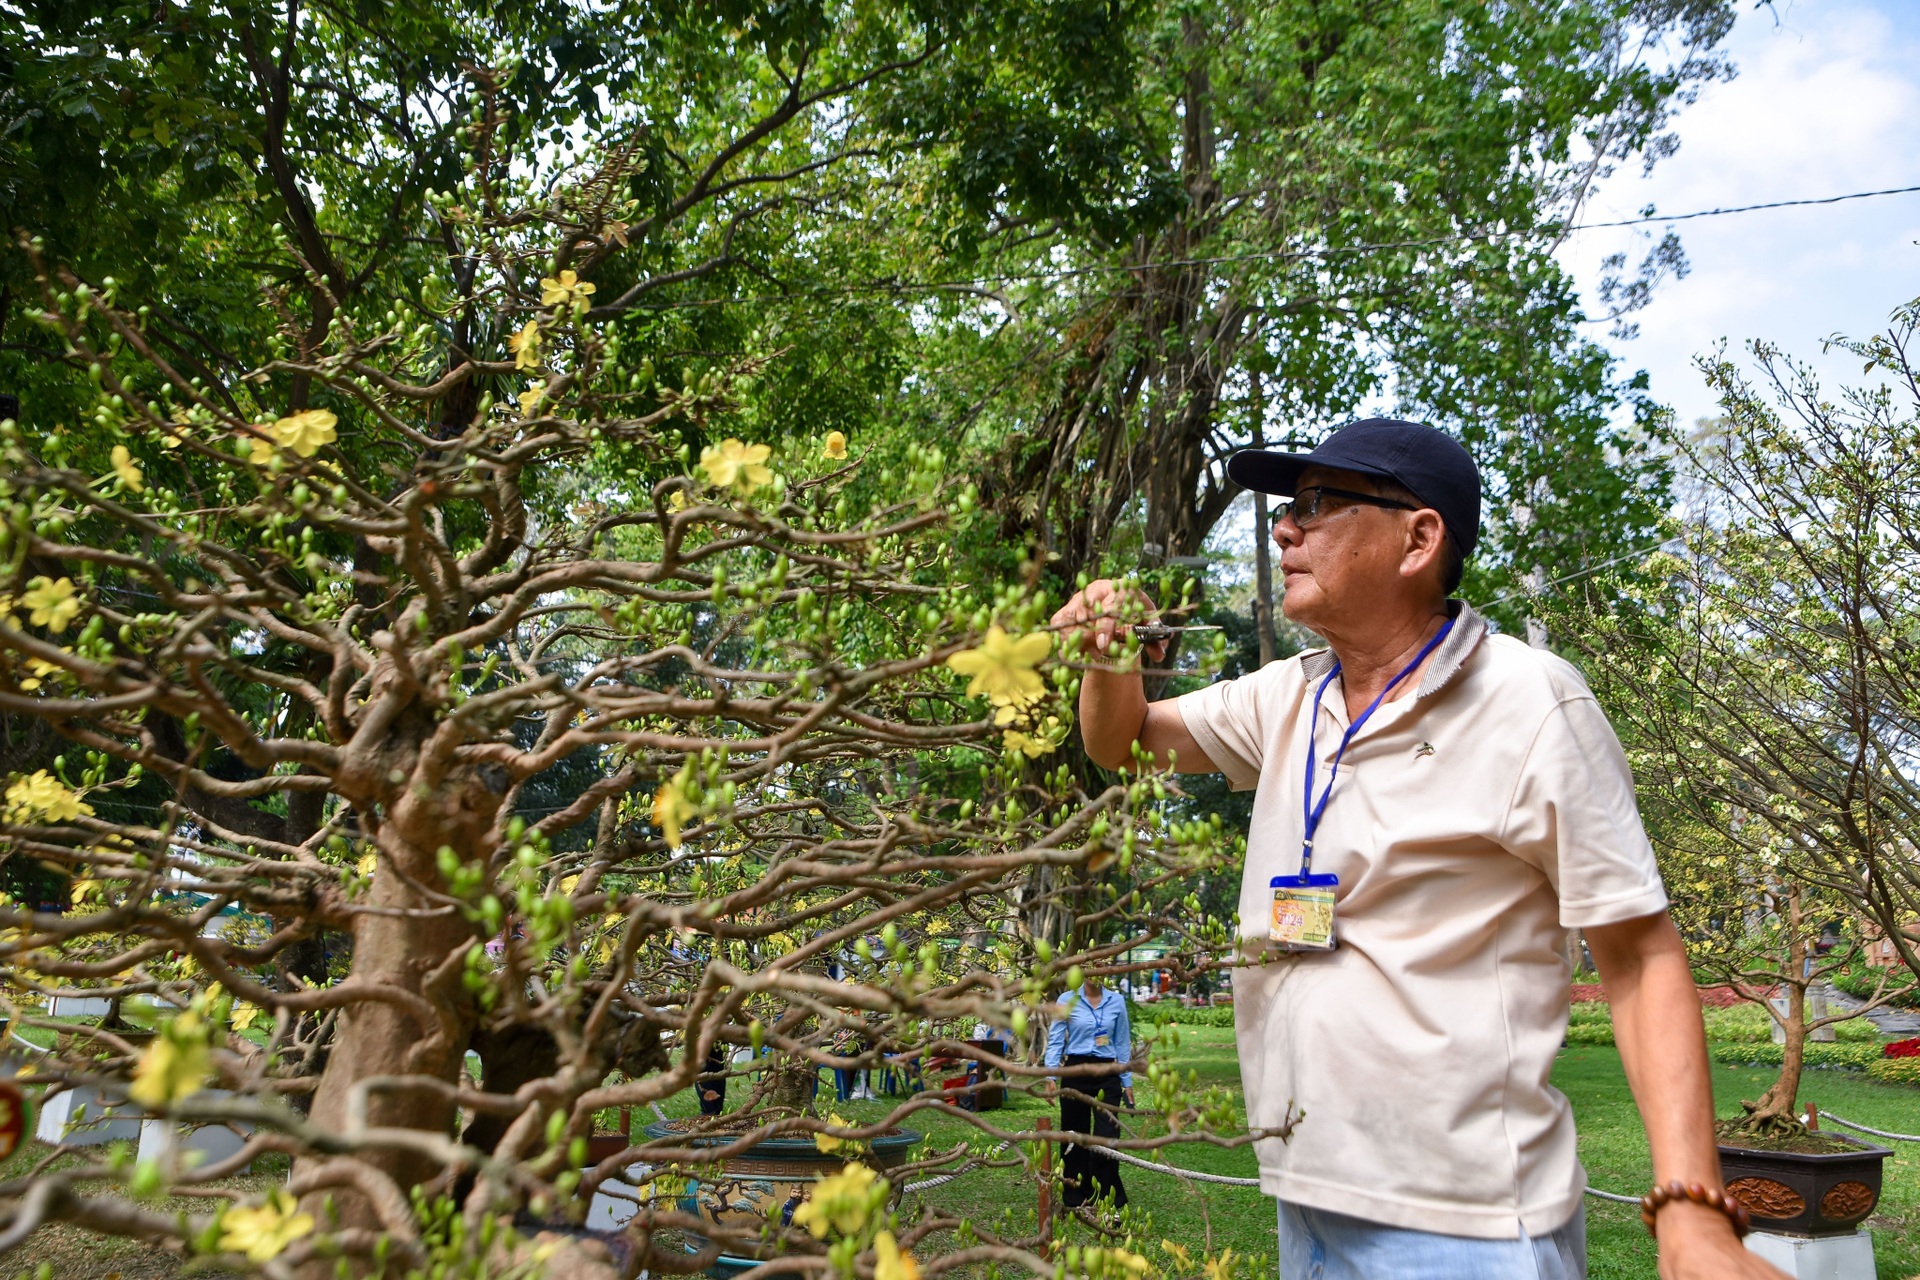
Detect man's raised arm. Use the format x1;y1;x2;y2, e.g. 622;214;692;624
1051;579;1218;774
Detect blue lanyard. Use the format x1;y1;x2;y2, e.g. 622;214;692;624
1299;619;1453;875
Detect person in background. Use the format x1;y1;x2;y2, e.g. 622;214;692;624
1044;976;1135;1213
697;1042;728;1116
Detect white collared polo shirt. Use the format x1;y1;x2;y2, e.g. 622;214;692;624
1175;603;1667;1239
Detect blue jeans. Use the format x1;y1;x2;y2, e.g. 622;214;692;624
1278;1201;1585;1280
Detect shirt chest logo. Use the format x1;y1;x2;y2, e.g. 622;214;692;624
1415;741;1435;759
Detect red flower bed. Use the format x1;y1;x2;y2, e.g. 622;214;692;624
1885;1037;1920;1059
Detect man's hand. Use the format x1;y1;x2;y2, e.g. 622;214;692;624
1050;579;1169;665
1054;580;1214;772
1657;1206;1788;1280
1122;1086;1135;1108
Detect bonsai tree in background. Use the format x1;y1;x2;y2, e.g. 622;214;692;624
1551;298;1920;1135
1654;823;1898;1136
0;126;1251;1278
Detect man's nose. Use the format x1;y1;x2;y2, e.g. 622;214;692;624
1272;515;1302;548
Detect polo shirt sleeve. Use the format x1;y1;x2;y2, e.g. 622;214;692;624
1174;671;1269;791
1500;693;1669;928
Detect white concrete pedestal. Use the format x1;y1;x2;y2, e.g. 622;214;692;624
138;1106;252;1171
1745;1230;1875;1279
579;1174;648;1228
35;1085;141;1146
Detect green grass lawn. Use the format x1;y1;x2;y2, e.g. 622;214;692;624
803;1025;1920;1279
6;1023;1917;1278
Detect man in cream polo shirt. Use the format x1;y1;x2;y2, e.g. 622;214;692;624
1052;420;1783;1279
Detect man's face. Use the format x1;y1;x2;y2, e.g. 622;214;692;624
1273;465;1416;634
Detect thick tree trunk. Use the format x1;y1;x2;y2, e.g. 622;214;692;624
1743;891;1808;1135
299;752;498;1235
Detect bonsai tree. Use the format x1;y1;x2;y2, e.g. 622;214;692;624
1551;298;1920;1138
0;124;1255;1279
1656;828;1899;1137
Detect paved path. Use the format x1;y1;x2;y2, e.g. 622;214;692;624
1821;983;1920;1036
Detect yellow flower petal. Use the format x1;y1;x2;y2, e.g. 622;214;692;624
219;1190;314;1263
509;319;543;370
946;626;1051;707
20;577;83;634
110;445;145;492
874;1231;921;1280
698;439;776;494
791;1162;883;1239
822;430;848;460
129;1009;210;1108
4;770;94;823
268;409;338;458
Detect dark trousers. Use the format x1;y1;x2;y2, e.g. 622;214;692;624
698;1045;728;1116
1059;1053;1127;1210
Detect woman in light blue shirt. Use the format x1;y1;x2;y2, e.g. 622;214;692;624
1044;979;1135;1211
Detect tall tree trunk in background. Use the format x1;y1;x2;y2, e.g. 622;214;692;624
1250;373;1278;668
985;14;1245;590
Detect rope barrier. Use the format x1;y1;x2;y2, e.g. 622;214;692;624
1112;1150;1262;1187
1106;1149;1652;1204
1818;1111;1920;1143
902;1141;1012;1194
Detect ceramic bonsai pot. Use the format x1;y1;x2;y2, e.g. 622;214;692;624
1719;1133;1890;1236
643;1119;920;1277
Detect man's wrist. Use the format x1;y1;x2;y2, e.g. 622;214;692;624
1652;1198;1744;1248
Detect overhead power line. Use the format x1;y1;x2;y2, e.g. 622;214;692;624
1572;183;1920;228
639;181;1920;310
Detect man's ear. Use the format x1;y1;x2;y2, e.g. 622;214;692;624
1400;509;1448;581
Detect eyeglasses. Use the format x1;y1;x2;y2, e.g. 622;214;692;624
1273;485;1417;529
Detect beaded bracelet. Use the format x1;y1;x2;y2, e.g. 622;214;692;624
1638;1180;1753;1239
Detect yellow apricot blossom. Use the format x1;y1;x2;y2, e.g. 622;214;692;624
4;770;94;823
874;1231;921;1280
517;385;545;418
128;1008;211;1108
230;1002;261;1032
268;409;338;458
18;658;62;691
218;1190;315;1263
652;770;695;847
1002;729;1056;759
21;577;82;633
946;627;1051;708
822;430;848;460
110;445;144;492
1202;1248;1238;1280
814;1111;855;1153
539;269;596;309
791;1162;884;1239
509;319;543;371
699;438;774;492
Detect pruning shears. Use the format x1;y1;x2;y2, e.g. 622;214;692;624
1131;624;1223;645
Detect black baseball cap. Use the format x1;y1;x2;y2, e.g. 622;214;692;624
1227;417;1481;559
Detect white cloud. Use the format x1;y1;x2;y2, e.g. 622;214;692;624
1559;0;1920;429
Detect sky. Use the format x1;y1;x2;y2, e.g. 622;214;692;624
1558;0;1920;431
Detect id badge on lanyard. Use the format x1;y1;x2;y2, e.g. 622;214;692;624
1269;871;1339;951
1268;618;1453;953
